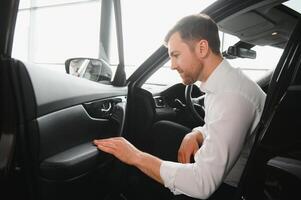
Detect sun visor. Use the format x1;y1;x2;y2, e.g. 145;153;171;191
219;11;274;38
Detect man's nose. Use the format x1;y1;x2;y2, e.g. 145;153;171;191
170;59;177;70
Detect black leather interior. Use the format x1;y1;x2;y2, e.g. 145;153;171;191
125;87;156;152
40;142;113;180
265;156;301;199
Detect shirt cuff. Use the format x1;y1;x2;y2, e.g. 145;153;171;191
160;161;181;194
192;126;207;139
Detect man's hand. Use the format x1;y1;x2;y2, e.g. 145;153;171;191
93;137;141;166
94;137;163;184
178;131;203;163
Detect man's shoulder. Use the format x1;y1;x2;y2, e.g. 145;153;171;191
218;68;266;104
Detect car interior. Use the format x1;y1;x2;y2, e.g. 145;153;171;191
0;0;301;200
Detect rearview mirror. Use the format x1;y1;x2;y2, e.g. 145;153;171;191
223;46;256;59
65;58;112;83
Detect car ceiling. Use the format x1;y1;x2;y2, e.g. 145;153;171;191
218;0;299;48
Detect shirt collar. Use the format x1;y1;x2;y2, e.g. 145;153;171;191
200;59;231;93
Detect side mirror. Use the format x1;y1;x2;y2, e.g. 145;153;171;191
65;58;112;83
223;46;256;59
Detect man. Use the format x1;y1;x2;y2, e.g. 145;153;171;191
94;14;266;199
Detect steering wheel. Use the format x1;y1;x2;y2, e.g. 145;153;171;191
185;84;205;125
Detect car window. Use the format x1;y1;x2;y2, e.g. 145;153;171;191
13;0;102;71
284;0;301;14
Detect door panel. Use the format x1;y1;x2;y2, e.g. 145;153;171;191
15;61;128;199
40;142;110;180
38;104;115;161
38;99;126;181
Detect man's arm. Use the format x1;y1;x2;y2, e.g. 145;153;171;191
93;137;163;184
135;151;163;183
93;131;204;187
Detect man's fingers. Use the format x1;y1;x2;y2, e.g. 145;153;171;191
100;141;117;149
94;138;112;144
178;150;183;163
178;150;189;164
93;137;123;144
178;147;195;163
97;143;116;155
95;140;118;153
184;152;190;163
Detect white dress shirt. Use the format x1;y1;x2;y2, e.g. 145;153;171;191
160;59;266;199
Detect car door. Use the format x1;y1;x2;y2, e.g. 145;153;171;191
0;0;128;199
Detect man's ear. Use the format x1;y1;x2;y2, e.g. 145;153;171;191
196;39;209;58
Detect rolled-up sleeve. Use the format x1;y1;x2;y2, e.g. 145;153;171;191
160;161;181;194
160;92;256;199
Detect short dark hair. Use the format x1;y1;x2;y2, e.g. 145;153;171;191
164;14;220;54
